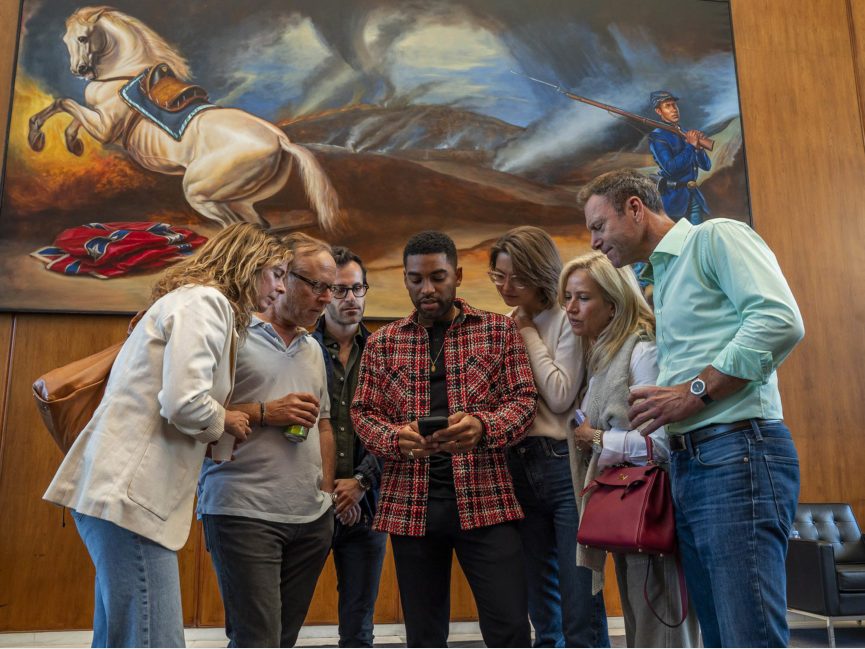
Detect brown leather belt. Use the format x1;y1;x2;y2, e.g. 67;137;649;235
669;419;784;452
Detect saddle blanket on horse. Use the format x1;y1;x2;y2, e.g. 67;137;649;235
120;70;218;141
31;222;207;279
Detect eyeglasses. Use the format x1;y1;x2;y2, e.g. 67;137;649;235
487;271;529;290
332;283;369;299
290;271;335;296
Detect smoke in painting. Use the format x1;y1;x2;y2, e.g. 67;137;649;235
0;0;748;316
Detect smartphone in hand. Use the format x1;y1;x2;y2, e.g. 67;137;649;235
417;415;449;437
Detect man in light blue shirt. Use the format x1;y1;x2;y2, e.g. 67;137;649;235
579;169;804;648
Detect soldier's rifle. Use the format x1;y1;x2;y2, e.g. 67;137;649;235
513;71;714;152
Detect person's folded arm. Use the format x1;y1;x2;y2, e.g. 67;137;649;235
157;289;234;444
519;320;581;413
703;222;805;384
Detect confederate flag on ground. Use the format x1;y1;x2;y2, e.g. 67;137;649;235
31;222;207;279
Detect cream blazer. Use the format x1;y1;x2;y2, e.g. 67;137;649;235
44;285;237;551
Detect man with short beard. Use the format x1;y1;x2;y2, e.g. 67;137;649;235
311;247;386;648
352;231;538;648
197;234;338;648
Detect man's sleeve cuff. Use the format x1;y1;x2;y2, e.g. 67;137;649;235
712;343;774;384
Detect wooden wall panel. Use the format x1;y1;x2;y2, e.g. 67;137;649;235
731;0;865;521
0;315;128;630
0;314;14;482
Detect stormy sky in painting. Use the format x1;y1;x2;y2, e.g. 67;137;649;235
15;0;738;173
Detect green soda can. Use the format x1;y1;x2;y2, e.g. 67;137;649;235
284;424;309;443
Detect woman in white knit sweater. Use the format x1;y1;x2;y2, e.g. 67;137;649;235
489;226;610;648
44;224;291;648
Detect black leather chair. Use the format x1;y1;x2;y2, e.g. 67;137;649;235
787;503;865;647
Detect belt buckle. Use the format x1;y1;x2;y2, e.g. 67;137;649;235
669;435;687;452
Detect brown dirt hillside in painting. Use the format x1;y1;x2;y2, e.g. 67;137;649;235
270;146;579;241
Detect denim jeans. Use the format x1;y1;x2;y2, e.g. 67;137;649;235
670;420;800;647
508;437;610;648
332;522;387;647
71;510;185;648
202;512;333;647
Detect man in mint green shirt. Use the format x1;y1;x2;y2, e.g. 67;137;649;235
578;169;804;648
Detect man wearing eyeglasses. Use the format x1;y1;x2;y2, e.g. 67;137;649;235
309;246;386;648
197;233;340;647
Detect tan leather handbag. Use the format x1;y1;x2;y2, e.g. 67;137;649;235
33;341;124;453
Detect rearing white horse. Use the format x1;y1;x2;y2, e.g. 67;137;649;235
28;6;342;231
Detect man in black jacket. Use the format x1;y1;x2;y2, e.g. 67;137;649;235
312;246;385;648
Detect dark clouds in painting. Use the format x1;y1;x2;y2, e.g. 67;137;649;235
18;0;737;177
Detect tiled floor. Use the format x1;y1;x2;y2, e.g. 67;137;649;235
2;616;863;647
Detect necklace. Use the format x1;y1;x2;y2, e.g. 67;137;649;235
428;311;458;373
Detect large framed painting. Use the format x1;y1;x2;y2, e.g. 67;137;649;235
0;0;749;317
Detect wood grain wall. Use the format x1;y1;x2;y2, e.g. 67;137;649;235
1;0;864;632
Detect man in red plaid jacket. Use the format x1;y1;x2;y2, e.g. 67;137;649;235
352;231;538;647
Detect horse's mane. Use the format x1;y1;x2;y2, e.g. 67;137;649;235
68;6;191;80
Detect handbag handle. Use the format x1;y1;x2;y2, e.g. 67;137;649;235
645;434;655;463
644;553;689;627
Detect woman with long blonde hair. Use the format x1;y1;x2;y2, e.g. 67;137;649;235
44;224;291;648
561;251;698;648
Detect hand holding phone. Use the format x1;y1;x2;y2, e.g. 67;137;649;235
417;415;449;437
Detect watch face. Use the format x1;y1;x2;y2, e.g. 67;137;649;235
690;378;706;396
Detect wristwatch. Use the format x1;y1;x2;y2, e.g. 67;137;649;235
591;429;604;454
354;473;371;491
689;378;713;405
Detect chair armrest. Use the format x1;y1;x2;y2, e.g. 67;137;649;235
786;538;840;615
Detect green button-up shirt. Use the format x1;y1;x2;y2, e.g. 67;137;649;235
323;330;362;479
642;218;804;434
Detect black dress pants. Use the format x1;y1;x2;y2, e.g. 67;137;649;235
390;497;530;648
202;512;333;647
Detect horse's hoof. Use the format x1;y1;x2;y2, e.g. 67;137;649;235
28;130;45;152
68;139;84;157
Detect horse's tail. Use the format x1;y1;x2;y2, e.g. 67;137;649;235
278;136;342;233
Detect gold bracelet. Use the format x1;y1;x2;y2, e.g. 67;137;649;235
592;429;603;448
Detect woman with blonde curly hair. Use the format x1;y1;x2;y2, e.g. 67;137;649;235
561;250;698;648
44;223;291;648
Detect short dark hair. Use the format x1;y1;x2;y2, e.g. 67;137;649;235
403;231;458;269
331;245;367;283
576;169;663;214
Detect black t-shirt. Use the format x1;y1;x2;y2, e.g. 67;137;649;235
425;319;455;499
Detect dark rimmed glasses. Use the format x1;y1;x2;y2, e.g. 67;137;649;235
290;271;336;296
332;283;369;299
487;270;529;290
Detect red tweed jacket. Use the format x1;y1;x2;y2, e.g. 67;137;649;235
351;299;538;536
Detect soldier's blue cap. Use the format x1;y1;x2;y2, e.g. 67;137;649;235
650;90;679;108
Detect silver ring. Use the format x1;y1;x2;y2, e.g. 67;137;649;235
408;449;415;459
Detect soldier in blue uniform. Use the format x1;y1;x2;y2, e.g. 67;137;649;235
648;90;712;224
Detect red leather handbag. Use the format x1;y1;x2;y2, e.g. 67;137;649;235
577;436;675;554
577;436;688;627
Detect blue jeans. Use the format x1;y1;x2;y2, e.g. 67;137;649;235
332;522;387;647
508;437;610;648
71;510;185;648
670;420;800;647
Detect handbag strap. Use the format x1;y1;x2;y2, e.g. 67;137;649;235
645;434;655;463
642;552;689;628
